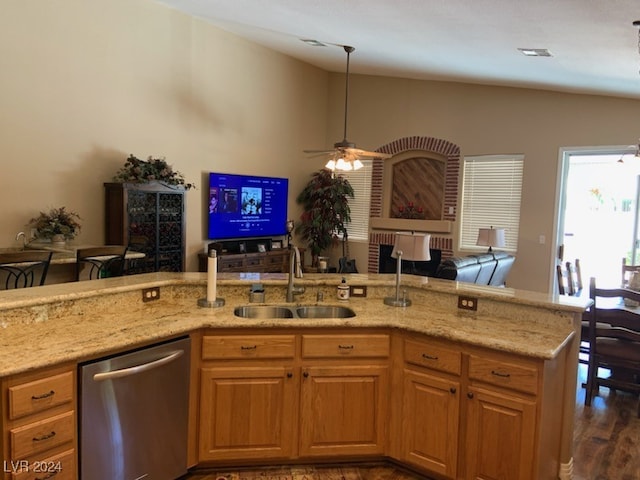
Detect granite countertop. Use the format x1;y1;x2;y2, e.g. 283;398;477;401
0;272;591;377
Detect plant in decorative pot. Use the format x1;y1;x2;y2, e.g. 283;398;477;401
113;154;196;189
28;207;82;245
296;169;354;267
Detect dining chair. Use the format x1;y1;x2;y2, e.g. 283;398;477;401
558;259;589;364
0;251;53;289
584;277;640;417
557;260;582;296
76;246;128;280
621;257;640;288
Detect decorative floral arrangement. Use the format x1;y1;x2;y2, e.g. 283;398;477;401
113;154;195;190
29;207;82;240
393;202;426;219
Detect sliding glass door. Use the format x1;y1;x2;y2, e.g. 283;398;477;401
556;148;640;289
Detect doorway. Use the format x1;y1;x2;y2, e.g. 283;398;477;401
556;147;640;290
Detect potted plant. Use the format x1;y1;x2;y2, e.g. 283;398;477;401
296;169;354;267
29;207;82;244
113;154;196;190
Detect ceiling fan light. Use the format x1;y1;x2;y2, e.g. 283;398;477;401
325;159;337;170
353;159;364;170
335;158;349;170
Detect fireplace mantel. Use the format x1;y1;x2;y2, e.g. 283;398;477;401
369;217;452;233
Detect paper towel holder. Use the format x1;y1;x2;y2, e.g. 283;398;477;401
198;249;225;308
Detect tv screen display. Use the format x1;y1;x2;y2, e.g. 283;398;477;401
207;172;289;240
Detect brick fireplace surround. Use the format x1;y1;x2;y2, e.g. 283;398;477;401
367;136;460;274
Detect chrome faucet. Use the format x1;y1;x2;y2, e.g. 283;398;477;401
15;231;26;249
286;246;305;302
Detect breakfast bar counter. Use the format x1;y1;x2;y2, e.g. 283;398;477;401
0;272;591;480
0;272;588;376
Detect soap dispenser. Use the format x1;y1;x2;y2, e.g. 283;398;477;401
337;277;350;300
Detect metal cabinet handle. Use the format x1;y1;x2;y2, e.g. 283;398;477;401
491;370;511;378
450;387;457;394
467;392;474;399
286;372;293;378
303;371;309;378
338;344;354;350
31;390;55;400
422;353;439;360
241;345;257;350
33;431;56;442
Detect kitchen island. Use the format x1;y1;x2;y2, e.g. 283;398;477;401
0;272;590;480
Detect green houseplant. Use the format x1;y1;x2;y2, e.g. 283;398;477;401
29;207;82;240
296;169;354;267
113;154;195;190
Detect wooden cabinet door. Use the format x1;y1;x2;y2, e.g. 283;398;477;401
298;364;388;457
199;366;297;461
464;385;537;480
402;368;460;478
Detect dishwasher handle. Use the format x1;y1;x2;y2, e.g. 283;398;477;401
93;350;185;382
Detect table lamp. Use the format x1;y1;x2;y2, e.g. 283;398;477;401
476;226;506;252
384;232;431;307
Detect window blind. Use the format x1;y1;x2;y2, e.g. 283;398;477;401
340;160;373;242
459;155;524;252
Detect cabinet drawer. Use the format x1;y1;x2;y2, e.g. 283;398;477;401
266;254;285;265
245;256;263;267
218;257;245;269
11;448;76;480
8;372;74;420
301;334;390;358
468;355;539;395
10;411;75;460
202;335;296;360
404;339;461;376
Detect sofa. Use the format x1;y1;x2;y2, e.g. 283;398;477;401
434;252;515;286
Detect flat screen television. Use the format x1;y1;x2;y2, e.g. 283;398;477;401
207;172;289;240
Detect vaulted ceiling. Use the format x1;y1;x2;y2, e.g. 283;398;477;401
155;0;640;99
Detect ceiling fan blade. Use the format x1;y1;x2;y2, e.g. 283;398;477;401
303;149;335;157
344;147;392;159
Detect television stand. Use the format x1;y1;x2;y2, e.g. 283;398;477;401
197;248;305;274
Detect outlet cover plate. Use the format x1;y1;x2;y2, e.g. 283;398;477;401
142;287;160;302
457;295;478;311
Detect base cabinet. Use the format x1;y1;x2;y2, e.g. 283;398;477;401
396;334;560;480
199;366;297;461
1;365;77;480
198;330;390;464
197;330;564;479
299;365;388;457
401;369;460;478
464;386;537;480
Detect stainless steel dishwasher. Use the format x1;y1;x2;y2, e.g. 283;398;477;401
80;336;191;480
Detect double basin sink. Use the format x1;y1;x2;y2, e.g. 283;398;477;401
234;304;356;319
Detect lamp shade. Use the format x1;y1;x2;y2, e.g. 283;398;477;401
476;227;506;248
391;232;431;261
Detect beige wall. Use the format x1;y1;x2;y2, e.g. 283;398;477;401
332;74;640;292
0;0;329;271
3;1;640;293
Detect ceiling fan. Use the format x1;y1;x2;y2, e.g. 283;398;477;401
304;45;391;171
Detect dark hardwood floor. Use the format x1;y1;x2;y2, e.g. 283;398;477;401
184;364;639;480
183;465;419;480
573;363;640;480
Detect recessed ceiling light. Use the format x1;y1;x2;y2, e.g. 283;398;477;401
301;39;326;47
518;48;553;57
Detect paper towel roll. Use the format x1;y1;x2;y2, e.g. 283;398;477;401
207;252;217;301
